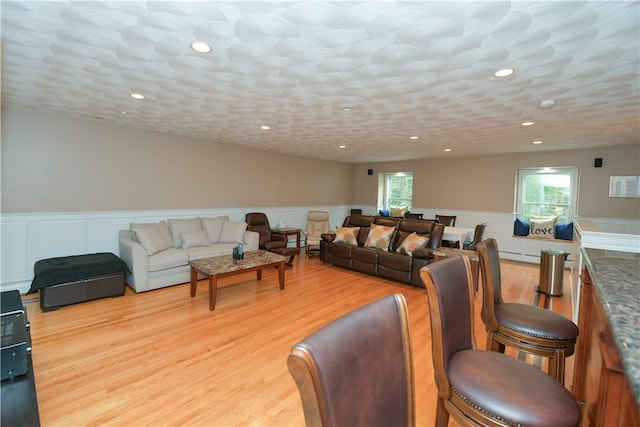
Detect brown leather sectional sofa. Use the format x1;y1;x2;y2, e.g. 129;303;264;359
320;215;444;288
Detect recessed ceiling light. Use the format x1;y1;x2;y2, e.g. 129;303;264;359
539;99;556;109
191;41;212;53
409;136;419;140
493;68;515;77
130;92;145;100
521;121;534;126
444;148;452;152
120;111;127;115
261;125;270;130
339;145;346;149
340;106;353;112
532;140;543;145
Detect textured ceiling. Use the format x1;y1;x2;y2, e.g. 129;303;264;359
2;1;639;163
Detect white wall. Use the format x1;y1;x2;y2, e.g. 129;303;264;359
1;206;351;293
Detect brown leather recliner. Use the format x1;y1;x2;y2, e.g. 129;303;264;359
244;212;288;250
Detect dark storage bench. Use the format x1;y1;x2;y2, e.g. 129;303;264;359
28;253;128;312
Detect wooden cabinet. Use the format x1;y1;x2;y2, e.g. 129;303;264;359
573;266;640;427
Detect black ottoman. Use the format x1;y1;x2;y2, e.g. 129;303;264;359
28;253;128;312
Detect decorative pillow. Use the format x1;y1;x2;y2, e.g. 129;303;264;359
529;218;556;239
378;209;391;217
364;223;396;251
130;223;172;256
390;205;408;217
529;215;559;223
555;222;574;240
168;218;202;248
334;227;360;246
201;215;229;243
514;218;530;236
395;232;429;256
219;221;247;243
181;230;211;249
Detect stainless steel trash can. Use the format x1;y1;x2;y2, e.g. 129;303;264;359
538;249;566;296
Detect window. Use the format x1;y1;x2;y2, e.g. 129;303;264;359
378;172;413;211
515;167;579;223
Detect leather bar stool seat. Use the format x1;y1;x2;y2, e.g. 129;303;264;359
448;350;581;427
496;303;579;346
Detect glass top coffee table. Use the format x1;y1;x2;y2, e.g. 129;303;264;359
189;250;287;311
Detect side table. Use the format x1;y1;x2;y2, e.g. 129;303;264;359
271;227;302;248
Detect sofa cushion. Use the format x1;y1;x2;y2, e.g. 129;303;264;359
148;248;189;272
364;223;396;251
184;245;227;260
351;246;379;263
201;215;229;243
168;218;202;248
378;251;412;272
220;221;248;243
396;232;429;256
181;230;211;249
529;218;556;239
130;222;173;256
334;227;359;246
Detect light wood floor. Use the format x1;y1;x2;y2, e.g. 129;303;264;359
22;253;574;426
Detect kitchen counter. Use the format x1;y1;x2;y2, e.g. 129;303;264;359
582;247;640;407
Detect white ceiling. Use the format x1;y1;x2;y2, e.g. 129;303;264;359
2;1;639;163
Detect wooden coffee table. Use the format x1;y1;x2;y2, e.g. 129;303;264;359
189;250;287;310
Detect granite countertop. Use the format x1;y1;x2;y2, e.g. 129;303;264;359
582;248;640;407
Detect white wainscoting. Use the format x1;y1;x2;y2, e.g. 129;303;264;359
4;207;636;294
1;206;351;294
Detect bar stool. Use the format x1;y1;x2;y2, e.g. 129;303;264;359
476;238;579;384
421;256;581;427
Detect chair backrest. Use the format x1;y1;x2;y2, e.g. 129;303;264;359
428;223;445;250
288;294;415;427
404;212;423;219
420;256;476;399
245;212;272;248
465;223;487;250
476;238;503;331
435;214;457;227
306;211;330;238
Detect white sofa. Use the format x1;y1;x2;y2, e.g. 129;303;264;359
118;216;259;292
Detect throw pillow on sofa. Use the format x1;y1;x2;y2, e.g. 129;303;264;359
168;218;202;248
395;232;429;256
181;230;212;249
201;215;229;243
130;222;173;255
334;227;359;246
219;221;248;243
364;223;396;251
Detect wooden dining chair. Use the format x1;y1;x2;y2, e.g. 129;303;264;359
462;223;487;250
476;238;579;384
287;294;415;427
421;256;581;427
435;214;456;226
